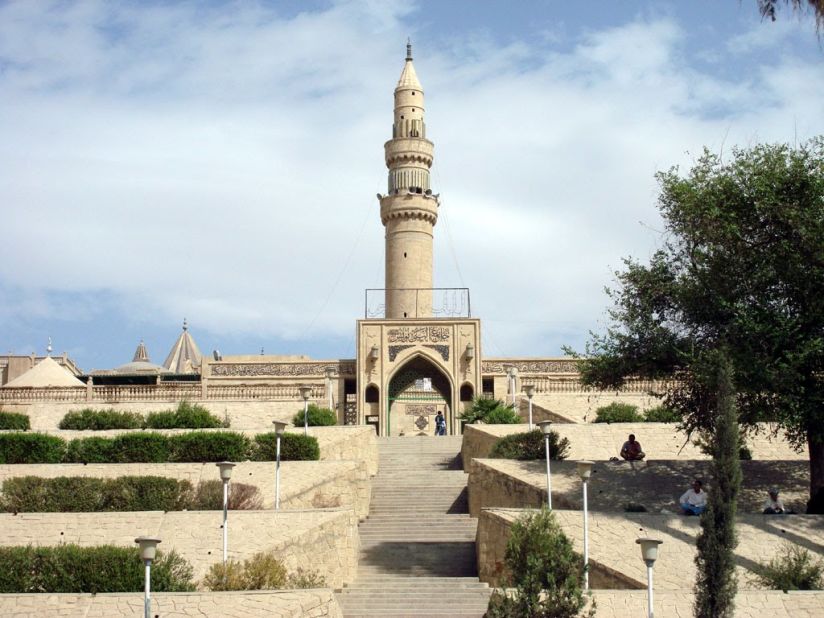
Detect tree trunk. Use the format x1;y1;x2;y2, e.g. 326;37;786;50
807;431;824;514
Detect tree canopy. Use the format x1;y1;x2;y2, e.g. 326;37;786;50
574;138;824;511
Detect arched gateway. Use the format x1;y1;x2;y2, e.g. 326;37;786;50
387;355;452;436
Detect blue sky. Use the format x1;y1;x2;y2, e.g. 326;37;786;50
1;0;822;372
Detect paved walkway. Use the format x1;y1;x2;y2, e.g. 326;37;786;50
336;436;491;617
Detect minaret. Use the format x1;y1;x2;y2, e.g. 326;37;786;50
379;41;438;319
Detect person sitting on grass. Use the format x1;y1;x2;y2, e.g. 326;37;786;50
762;488;786;514
679;479;707;515
620;434;646;461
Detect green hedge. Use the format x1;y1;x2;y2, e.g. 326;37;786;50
145;401;226;429
252;432;320;461
593;402;643;423
0;545;194;593
1;430;317;464
292;404;337;427
0;433;65;464
489;429;570;461
0;412;30;430
0;476;191;512
483;406;522;424
58;402;226;431
0;476;263;513
59;409;143;430
643;405;681;423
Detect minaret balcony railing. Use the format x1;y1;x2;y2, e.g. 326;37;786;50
364;288;471;319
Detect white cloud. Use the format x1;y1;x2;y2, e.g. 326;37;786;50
0;2;822;366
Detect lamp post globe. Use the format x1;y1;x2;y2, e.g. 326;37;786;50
576;460;595;590
134;536;161;618
273;420;287;510
298;385;312;435
636;538;663;618
523;384;536;429
537;420;553;509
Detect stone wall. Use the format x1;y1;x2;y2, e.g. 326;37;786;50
0;590;342;617
476;507;824;592
0;509;359;588
461;423;804;472
0;425;379;477
2;400;318;432
0;460;371;519
467;458;810;516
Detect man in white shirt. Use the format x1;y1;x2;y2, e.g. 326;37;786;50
679;479;707;515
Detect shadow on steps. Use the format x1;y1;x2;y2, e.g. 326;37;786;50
359;541;478;577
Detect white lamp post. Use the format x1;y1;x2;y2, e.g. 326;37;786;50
272;420;287;510
577;460;594;591
215;461;235;564
324;367;336;411
298;385;312;436
636;538;663;618
134;536;161;618
523;384;536;430
538;420;553;509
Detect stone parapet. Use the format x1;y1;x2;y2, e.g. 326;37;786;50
0;425;379;477
477;508;824;593
467;458;810;516
0;460;371;519
0;589;342;617
461;423;804;472
0;509;359;588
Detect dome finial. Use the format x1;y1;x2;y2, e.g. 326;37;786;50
406;38;412;61
182;317;188;331
46;337;53;356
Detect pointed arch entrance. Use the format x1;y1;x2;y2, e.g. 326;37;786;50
387;354;452;436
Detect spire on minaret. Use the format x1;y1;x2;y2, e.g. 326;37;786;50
406;38;412;61
183;317;188;331
46;337;53;356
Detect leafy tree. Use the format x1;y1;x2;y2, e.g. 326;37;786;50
571;139;824;511
758;0;824;30
694;351;742;618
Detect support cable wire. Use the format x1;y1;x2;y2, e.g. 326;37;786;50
298;189;378;342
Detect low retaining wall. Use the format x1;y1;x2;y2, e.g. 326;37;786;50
476;508;824;592
0;509;359;588
0;460;371;519
0;425;378;477
461;423;804;472
0;589;342;618
467;458;810;516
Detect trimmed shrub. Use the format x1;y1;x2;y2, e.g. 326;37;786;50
486;507;591;618
0;476;191;512
190;480;263;510
252;432;320;461
170;431;251;462
0;545;194;593
489;429;570;461
643;405;681;423
146;401;225;429
483;406;522;424
460;397;521;424
593;402;643;423
292;403;337;427
65;436;115;463
0;433;65;464
753;544;824;591
0;412;30;430
111;433;173;463
202;550;324;591
58;408;143;430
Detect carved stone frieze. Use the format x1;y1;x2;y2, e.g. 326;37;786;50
481;360;581;374
213;361;355;378
388;345;415;362
424;344;449;361
406;404;437;416
387;326;451;343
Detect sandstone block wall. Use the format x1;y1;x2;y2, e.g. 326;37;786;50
461;423;804;472
0;460;371;519
1;425;379;477
0;509;359;588
467;458;810;516
476;507;824;591
0;589;342;617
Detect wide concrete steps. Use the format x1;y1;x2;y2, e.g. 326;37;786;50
339;437;489;617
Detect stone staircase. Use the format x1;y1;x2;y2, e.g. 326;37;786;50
337;436;492;617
